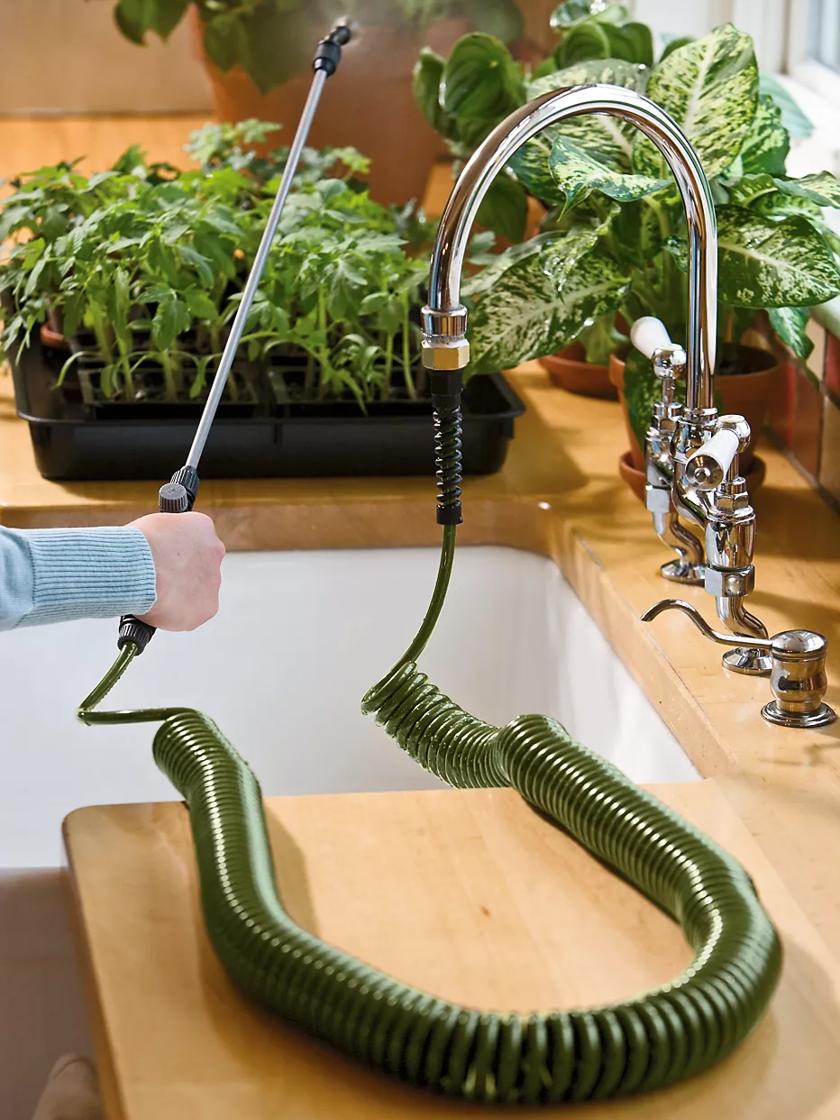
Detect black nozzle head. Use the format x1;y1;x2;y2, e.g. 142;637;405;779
313;20;355;75
332;19;355;46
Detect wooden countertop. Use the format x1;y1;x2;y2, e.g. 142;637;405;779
64;783;840;1119
4;115;840;1116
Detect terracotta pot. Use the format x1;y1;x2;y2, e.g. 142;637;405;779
191;14;468;205
618;448;767;503
608;343;779;474
40;321;69;351
539;343;617;400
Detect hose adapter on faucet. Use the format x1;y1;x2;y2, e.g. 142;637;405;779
421;304;469;525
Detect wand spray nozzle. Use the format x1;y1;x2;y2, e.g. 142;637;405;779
313;20;355;74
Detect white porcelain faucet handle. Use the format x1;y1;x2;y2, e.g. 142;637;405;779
631;316;676;359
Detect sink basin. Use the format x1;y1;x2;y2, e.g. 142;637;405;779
0;543;697;1109
2;544;696;868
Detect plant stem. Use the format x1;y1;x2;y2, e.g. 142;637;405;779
317;288;329;400
401;293;416;400
160;353;177;402
383;333;394;401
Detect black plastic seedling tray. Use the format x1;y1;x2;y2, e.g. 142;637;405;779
11;342;525;481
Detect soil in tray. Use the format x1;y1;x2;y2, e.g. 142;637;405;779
76;358;261;420
12;337;525;481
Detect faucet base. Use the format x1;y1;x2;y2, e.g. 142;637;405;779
762;700;837;729
660;559;705;586
722;647;773;675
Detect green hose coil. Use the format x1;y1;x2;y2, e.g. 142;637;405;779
78;516;781;1104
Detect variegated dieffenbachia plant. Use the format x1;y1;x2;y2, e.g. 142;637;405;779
414;16;840;424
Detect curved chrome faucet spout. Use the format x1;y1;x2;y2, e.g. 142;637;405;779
424;83;717;412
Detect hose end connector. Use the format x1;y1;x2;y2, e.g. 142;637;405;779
421;305;470;371
117;616;155;654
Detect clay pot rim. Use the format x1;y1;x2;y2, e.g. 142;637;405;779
540;346;608;375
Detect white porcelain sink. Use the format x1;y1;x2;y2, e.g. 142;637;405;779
1;544;696;869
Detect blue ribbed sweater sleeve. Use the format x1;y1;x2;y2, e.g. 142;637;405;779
0;526;156;630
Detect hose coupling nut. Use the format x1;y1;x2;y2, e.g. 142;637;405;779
421;305;470;370
421;337;470;370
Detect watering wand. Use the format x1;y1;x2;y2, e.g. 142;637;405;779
116;19;354;655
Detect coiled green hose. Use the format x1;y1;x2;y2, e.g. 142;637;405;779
78;510;781;1104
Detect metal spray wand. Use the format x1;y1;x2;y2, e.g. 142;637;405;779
117;20;354;654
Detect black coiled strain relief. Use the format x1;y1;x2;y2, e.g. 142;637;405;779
145;672;781;1105
431;371;463;526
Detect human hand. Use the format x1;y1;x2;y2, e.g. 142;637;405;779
131;512;225;631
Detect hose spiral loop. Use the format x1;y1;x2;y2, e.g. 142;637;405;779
139;673;781;1105
76;406;782;1103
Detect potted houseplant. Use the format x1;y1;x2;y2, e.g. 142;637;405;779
1;122;523;481
414;0;665;398
111;0;524;205
415;19;840;487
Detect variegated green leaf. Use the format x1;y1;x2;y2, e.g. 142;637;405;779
464;231;561;300
526;57;648;100
759;75;813;140
774;171;840;209
750;188;822;222
578;313;625;363
717;206;840;307
633;25;758;179
768;305;812;359
607;192;673;265
550;1;629;30
659;35;694;62
550;133;668;206
738;95;789;176
515;59;649;205
468;228;629;372
508;131;566;205
726;173;777;207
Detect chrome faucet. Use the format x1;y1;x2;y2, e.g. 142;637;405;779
421;83;835;728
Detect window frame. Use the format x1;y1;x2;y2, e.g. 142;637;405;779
786;0;840;106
